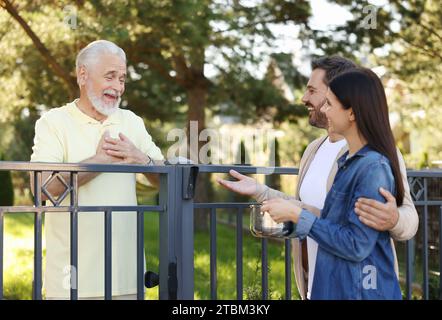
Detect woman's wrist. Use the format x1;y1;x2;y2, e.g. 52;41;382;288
291;204;302;223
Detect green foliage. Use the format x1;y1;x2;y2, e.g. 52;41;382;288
307;0;442;167
0;153;14;206
376;0;442;167
0;0;314;160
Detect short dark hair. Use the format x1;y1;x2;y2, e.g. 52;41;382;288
311;55;357;85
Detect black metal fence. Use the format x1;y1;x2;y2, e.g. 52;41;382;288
405;170;442;300
0;161;441;300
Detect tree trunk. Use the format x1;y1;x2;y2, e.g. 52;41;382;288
186;79;210;231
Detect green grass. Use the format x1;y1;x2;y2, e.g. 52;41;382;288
2;213;36;300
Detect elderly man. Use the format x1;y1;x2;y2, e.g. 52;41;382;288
30;40;164;300
218;56;419;300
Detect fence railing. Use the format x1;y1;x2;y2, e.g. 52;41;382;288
405;170;442;300
0;161;177;300
195;165;298;300
0;161;441;300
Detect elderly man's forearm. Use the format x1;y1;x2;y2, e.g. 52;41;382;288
143;159;164;188
30;156;104;200
144;173;160;188
44;172;98;201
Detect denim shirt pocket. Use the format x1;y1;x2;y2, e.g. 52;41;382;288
324;189;350;222
330;189;349;200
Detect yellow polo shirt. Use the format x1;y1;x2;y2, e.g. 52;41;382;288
30;100;164;298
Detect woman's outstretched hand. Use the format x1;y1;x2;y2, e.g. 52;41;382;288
261;198;302;224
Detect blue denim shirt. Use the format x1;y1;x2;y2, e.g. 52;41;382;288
295;145;402;300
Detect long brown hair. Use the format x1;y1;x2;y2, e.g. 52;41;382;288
329;68;404;206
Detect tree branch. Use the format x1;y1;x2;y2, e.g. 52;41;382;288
398;35;442;62
1;0;78;98
213;17;300;34
417;20;442;42
128;51;186;87
124;39;191;87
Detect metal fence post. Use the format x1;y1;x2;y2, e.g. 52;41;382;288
70;172;78;300
406;238;415;300
423;178;429;300
33;171;43;300
159;166;177;299
104;209;112;300
158;164;197;299
176;165;197;299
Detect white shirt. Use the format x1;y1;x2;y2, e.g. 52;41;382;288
298;137;346;299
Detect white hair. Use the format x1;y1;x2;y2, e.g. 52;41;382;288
75;40;126;84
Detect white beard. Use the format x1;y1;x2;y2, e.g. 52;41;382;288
86;83;121;116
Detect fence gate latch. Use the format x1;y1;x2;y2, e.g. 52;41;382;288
182;166;199;200
168;262;178;300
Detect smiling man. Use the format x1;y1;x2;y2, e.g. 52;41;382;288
30;40;164;299
218;56;419;300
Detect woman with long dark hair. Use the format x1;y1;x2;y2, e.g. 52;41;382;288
262;67;403;299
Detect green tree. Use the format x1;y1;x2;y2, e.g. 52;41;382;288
0;0;312;228
1;0;311;144
308;0;442;167
0;153;14;206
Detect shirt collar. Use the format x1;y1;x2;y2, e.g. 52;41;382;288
337;144;372;169
67;99;121;125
